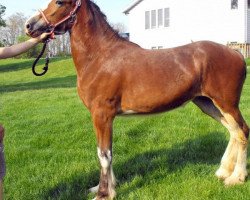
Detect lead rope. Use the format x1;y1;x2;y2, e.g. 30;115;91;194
32;40;50;76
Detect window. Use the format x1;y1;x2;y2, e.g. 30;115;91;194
145;8;170;30
151;10;156;28
151;46;163;50
248;0;250;9
164;8;170;27
231;0;238;9
145;11;150;29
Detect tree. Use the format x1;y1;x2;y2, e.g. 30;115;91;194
0;4;6;27
7;13;27;45
48;33;71;57
0;11;71;56
0;12;27;46
111;22;127;34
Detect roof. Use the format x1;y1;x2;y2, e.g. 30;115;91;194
123;0;144;15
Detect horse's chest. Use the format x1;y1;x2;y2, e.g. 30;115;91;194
76;78;103;109
76;80;93;109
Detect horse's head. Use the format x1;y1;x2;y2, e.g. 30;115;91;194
25;0;81;38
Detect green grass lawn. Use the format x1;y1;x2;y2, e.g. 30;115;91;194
0;58;249;200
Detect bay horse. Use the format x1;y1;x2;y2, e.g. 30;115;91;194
25;0;249;199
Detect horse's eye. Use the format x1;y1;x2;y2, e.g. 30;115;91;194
56;0;64;7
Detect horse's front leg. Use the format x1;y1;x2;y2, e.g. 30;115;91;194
91;106;116;200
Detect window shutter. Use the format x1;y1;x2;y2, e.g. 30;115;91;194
151;10;156;28
158;9;163;27
145;11;150;29
164;8;170;27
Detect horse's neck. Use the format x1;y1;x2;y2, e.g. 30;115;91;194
70;2;123;74
71;2;120;51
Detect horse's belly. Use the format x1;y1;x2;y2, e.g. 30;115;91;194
120;86;195;115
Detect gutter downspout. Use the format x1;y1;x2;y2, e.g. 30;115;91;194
244;0;248;43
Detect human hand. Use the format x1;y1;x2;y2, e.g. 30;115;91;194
36;32;53;43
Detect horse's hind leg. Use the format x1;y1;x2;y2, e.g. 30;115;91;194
218;109;249;185
193;97;249;183
193;96;224;122
193;97;236;179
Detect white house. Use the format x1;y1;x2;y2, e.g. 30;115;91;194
124;0;250;52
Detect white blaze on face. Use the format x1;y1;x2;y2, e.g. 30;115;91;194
25;0;53;34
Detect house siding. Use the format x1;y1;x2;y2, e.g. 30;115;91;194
127;0;246;49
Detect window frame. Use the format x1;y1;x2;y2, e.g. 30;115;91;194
145;8;170;30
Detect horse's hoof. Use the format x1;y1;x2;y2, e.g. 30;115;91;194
94;191;116;200
90;184;116;199
215;167;232;180
224;171;247;186
94;196;111;200
89;185;99;194
224;176;244;186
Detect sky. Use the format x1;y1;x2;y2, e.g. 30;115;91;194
1;0;132;28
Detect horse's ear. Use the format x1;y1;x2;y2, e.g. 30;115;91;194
76;0;86;3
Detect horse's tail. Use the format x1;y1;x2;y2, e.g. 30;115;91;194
244;60;247;80
233;49;247;80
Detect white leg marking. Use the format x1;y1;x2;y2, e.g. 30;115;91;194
215;113;239;180
97;148;111;174
215;137;238;180
217;113;248;185
224;141;248;185
110;165;116;186
109;165;116;199
96;148;116;199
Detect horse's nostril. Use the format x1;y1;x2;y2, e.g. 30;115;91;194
26;23;31;30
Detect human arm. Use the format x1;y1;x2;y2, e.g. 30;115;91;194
0;33;51;59
0;125;5;200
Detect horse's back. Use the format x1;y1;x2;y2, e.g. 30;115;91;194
119;41;246;113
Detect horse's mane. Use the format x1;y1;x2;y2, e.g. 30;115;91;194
88;1;125;40
89;1;108;21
